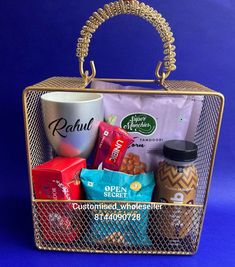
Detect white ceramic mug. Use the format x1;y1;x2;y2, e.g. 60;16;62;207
41;92;104;158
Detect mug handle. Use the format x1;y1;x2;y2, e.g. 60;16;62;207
76;0;176;85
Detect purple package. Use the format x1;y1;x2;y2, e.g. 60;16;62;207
91;81;203;172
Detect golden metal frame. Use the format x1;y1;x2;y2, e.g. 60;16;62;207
23;77;224;255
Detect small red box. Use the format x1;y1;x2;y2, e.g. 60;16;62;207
32;157;86;243
32;157;86;200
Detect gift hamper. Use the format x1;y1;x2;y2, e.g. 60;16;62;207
23;0;224;255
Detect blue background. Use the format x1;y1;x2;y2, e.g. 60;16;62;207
0;0;235;266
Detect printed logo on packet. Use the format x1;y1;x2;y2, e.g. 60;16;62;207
130;181;142;191
121;113;157;136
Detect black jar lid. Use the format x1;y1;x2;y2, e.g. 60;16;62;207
163;140;198;162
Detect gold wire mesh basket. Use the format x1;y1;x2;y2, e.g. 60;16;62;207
23;0;224;255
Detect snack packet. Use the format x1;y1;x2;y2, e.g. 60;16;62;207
80;169;155;246
91;81;203;172
93;121;134;171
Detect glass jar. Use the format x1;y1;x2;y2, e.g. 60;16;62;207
155;140;198;239
156;140;198;205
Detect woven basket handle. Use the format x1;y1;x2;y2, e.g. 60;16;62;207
77;0;176;84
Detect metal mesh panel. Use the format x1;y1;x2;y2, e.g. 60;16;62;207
194;95;221;204
23;77;223;254
25;90;53;168
32;201;203;254
29;77;86;90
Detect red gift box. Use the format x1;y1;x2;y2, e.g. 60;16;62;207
32;157;86;243
32;157;86;200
